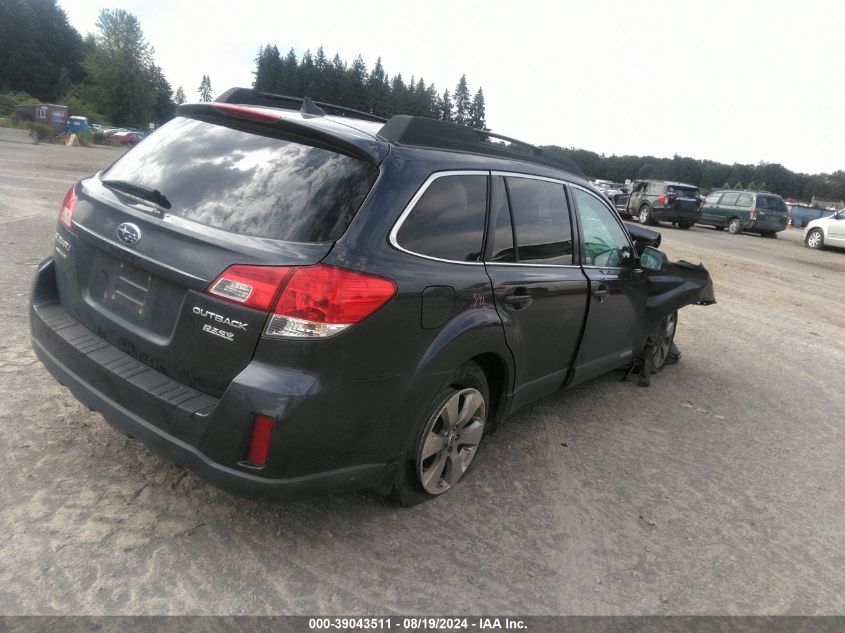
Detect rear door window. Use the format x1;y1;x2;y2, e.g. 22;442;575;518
705;193;723;204
101;116;380;242
720;192;741;206
505;177;574;264
736;193;753;207
396;174;488;262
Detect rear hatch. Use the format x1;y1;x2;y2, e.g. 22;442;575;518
667;185;701;212
755;194;789;227
55;109;383;397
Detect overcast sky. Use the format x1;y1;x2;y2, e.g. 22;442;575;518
62;0;844;174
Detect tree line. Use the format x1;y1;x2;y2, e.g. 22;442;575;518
253;45;486;127
1;2;841;202
545;147;845;203
0;1;189;127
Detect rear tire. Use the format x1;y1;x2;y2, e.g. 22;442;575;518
806;228;824;250
389;362;489;506
728;218;742;234
639;205;654;225
677;221;694;230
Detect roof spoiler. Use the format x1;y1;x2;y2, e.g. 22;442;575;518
215;87;387;124
176;102;387;164
377;115;585;178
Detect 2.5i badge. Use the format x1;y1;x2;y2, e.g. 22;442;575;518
193;306;248;342
202;323;234;342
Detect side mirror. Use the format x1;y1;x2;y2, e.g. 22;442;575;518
625;223;662;255
639;246;668;272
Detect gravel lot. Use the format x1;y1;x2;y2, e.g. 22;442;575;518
1;140;843;615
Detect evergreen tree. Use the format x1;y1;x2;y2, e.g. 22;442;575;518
254;44;283;92
309;46;329;97
390;73;407;114
300;49;315;96
367;56;390;116
439;88;453;122
346;54;369;111
281;48;299;95
453;74;471;125
198;75;212;102
469;87;486;129
174;86;186;105
149;64;175;124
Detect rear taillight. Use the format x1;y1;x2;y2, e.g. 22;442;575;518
207;265;292;311
59;185;77;229
246;415;275;467
206;263;396;339
658;194;668;205
266;264;397;339
750;208;758;219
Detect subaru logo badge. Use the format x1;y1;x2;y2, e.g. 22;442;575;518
117;222;141;245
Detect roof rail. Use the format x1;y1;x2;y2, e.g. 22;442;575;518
215;87;387;123
377;115;585;177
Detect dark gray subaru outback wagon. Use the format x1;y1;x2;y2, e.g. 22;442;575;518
30;88;715;504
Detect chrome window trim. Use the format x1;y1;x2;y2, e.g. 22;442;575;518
388;170;489;266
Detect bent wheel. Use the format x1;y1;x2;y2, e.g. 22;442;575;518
651;311;678;373
390;363;489;505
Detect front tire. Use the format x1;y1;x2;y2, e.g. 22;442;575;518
390;362;489;506
806;228;824;250
651;311;678;372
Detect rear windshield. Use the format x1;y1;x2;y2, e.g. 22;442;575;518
756;195;787;212
101;116;379;242
668;186;699;197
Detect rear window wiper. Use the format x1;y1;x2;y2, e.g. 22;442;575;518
101;179;172;210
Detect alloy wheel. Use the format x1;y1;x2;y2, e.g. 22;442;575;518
417;388;486;495
807;230;823;249
652;312;676;370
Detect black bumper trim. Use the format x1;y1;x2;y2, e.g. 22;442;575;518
32;335;391;502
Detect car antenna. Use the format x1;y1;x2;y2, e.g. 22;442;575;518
300;96;326;118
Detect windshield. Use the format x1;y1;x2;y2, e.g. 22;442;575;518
102;116;380;242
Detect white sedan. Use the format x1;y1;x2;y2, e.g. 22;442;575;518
804;209;845;249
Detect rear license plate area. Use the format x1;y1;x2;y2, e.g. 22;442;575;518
87;249;184;336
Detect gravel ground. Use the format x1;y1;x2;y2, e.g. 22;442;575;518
1;140;843;615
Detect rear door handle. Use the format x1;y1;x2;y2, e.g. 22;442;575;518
593;284;610;303
504;294;533;310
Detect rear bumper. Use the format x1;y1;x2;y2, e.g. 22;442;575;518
653;207;701;223
749;221;787;233
30;258;401;501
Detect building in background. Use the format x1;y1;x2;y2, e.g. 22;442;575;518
13;103;68;133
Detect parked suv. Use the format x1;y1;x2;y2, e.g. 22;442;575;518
614;180;702;229
30;88;715;504
699;190;789;236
